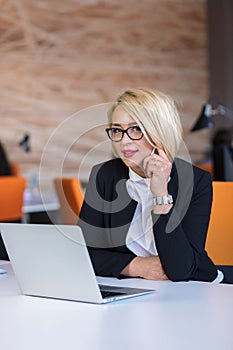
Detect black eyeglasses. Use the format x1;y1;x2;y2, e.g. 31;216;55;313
105;126;144;142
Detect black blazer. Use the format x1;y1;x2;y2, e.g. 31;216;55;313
79;158;218;282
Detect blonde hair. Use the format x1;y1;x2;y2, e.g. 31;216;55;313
108;88;183;161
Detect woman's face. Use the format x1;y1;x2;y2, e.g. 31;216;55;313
110;106;153;176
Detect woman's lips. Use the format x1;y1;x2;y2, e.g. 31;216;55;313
122;150;137;158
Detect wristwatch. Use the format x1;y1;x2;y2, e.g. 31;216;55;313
153;194;173;206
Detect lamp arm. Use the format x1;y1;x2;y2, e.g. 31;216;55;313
215;105;233;120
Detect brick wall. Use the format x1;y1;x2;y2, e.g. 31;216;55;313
0;0;209;193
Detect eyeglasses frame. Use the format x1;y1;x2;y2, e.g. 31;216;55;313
105;126;144;142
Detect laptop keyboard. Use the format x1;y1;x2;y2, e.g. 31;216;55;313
100;290;123;298
99;284;127;298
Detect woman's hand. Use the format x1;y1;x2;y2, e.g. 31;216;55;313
143;148;172;196
143;148;173;214
121;256;169;280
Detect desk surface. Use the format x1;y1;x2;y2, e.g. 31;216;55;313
0;261;232;350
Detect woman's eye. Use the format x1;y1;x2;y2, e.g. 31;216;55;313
112;128;122;134
132;126;141;132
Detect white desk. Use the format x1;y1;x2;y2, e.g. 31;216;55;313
0;261;232;350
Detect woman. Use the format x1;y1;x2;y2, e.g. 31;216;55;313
79;88;222;282
212;128;233;181
0;142;12;176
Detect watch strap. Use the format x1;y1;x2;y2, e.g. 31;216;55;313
153;194;173;206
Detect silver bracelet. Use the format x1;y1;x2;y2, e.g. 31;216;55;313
153;194;173;206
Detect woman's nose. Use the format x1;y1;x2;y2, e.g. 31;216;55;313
120;132;133;143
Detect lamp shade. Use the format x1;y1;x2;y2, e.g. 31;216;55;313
191;104;212;132
19;134;31;152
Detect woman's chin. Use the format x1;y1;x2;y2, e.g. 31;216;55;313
121;158;145;176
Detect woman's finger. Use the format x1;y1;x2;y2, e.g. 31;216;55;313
157;148;169;161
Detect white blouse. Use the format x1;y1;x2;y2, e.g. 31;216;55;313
125;168;224;283
126;168;158;257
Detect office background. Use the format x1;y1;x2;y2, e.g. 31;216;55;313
0;0;232;194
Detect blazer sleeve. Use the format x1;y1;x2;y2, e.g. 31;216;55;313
78;162;136;277
152;169;217;282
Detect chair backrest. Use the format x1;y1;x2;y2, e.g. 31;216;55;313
205;181;233;265
54;178;84;225
0;176;26;221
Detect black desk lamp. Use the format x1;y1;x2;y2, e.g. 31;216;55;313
19;133;31;152
2;133;31;153
191;104;233;132
191;104;233;181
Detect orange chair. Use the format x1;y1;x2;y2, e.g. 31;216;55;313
54;178;84;225
0;176;26;260
0;176;26;222
205;181;233;266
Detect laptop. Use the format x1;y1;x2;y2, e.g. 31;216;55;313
0;223;155;304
